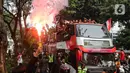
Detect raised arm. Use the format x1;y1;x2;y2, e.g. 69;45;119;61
26;46;43;73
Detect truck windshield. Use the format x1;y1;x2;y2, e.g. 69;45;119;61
82;53;115;67
76;24;110;38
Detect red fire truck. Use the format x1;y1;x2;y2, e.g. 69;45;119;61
55;22;116;73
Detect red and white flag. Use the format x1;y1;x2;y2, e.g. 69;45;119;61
106;18;112;32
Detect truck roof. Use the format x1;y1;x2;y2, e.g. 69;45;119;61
72;23;103;26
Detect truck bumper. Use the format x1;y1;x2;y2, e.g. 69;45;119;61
87;66;116;73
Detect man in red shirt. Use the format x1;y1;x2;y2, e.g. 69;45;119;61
120;50;125;65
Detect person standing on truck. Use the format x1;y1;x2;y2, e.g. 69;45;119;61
78;63;87;73
83;18;87;23
119;50;125;65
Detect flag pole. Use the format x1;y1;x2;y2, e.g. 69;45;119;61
111;30;114;41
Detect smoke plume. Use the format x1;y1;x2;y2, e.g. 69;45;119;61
30;0;68;26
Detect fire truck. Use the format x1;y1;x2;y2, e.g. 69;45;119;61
54;21;116;73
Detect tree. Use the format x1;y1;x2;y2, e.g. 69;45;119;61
111;1;130;49
3;0;32;52
3;0;33;72
61;0;101;21
0;0;7;73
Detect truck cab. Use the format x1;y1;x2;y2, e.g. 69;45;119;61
56;22;116;73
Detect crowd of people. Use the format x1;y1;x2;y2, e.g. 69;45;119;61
12;43;130;73
57;18;96;32
100;50;130;73
12;45;75;73
114;50;130;73
63;18;96;24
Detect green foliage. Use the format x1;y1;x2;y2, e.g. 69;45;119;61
67;0;100;20
115;28;130;49
114;1;130;49
5;54;17;73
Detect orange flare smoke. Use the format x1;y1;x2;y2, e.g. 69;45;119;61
35;24;42;36
30;0;68;27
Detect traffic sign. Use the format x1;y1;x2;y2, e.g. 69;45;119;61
115;4;125;15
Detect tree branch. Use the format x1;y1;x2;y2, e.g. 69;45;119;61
23;16;27;28
21;0;29;8
3;19;13;35
13;17;18;37
2;6;14;17
9;17;14;26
